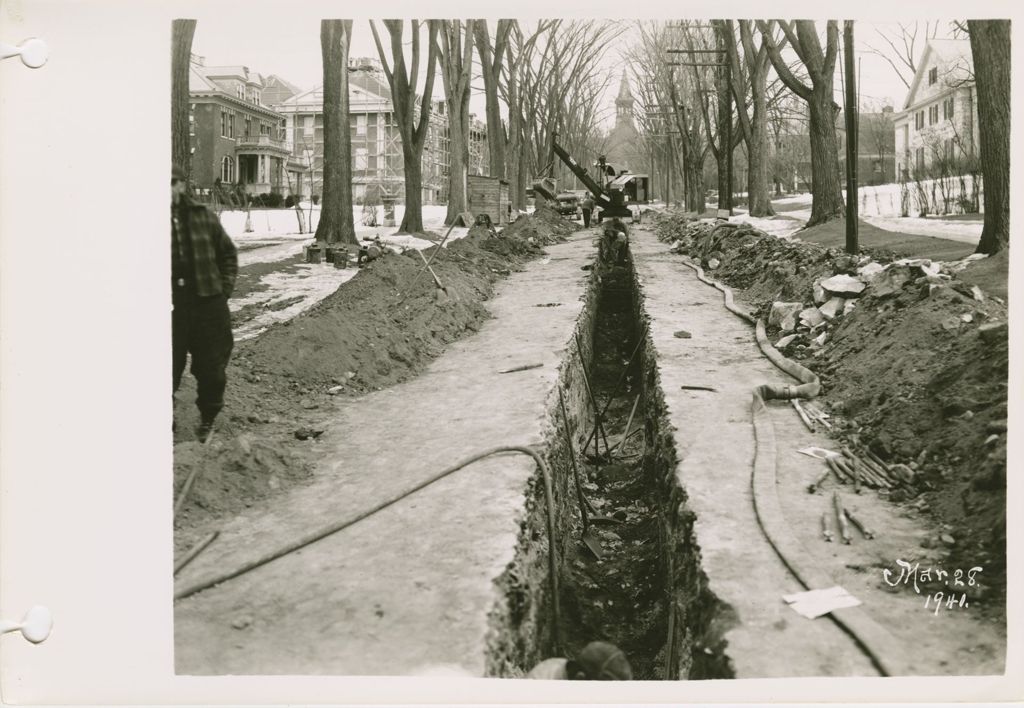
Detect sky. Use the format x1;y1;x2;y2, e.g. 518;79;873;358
190;17;963;126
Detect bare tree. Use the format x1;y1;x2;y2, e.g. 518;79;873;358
759;20;845;226
437;20;476;224
864;22;941;89
171;19;197;179
628;21;712;212
969;20;1010;254
315;20;357;245
474;20;513;180
674;22;741;211
370;19;440;234
499;21;617;209
737;20;777;216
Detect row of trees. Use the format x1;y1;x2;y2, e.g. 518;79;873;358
173;19;620;245
171;19;1009;252
626;19;1009;253
316;19;624;243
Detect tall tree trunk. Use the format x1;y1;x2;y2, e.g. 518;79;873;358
371;20;440;234
506;64;524;211
400;150;425;233
475;21;507;179
171;19;196;179
760;20;845;226
686;154;706;213
315;20;356;245
439;21;474;224
807;93;845;225
445;109;469;223
739;20;774;217
970;20;1010;254
747;82;773;216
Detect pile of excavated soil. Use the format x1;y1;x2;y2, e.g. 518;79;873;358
504;205;580;244
173;211;573;555
653;211;1008;601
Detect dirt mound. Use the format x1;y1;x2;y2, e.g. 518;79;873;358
173;435;313;553
655;214;1008;599
238;247;492;389
175;218;568;549
503;205;579;244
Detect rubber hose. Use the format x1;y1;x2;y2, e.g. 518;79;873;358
680;257;910;677
174;445;563;653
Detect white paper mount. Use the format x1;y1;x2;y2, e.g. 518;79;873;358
0;606;53;644
0;37;48;68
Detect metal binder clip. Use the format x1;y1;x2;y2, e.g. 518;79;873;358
0;606;52;644
0;37;48;68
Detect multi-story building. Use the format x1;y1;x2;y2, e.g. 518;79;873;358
893;39;979;179
837;105;897;186
274;57;488;204
188;55;308;198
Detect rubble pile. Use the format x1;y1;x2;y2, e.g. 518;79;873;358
656;214;1008;595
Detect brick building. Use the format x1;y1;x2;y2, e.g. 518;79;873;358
273;57;488;204
188;55;308;198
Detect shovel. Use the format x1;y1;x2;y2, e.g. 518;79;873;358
558;389;611;559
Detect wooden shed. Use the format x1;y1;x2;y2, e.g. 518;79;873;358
467;175;510;226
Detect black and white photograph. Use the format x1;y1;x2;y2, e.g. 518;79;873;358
0;1;1019;704
168;15;1010;681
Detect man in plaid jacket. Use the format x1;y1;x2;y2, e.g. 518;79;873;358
172;165;238;442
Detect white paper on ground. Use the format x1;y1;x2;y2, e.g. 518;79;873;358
796;446;840;460
783;586;862;619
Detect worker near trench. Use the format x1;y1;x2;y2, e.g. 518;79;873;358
171;165;238;442
600;218;629;266
581;194;595;228
527;641;633;680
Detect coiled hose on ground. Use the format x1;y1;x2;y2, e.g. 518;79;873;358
679;256;911;677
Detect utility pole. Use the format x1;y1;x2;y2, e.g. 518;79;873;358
665;134;673;206
843;20;859;254
668;24;731;215
720;20;733;216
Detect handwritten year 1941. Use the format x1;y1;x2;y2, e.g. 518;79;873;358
881;559;983;615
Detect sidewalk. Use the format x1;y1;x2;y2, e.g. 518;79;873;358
629;226;1003;677
174;233;595;676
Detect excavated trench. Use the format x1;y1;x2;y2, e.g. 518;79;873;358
485;235;734;679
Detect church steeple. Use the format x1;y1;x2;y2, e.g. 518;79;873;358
615;70;634;126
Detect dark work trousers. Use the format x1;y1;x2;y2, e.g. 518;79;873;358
172;291;234;422
582;208;592;228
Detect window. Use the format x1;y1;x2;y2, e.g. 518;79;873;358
929;105;939;125
915;111;925;130
943;97;955;120
236;85;245;99
245;116;252;137
915;147;925;173
221;110;228;137
228;112;235;138
356;114;367;136
221;156;235;183
303;115;314;137
928;67;938;85
261;122;270;136
944;138;954;160
354;147;368;170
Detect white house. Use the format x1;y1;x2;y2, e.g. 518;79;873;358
893;39;980;179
